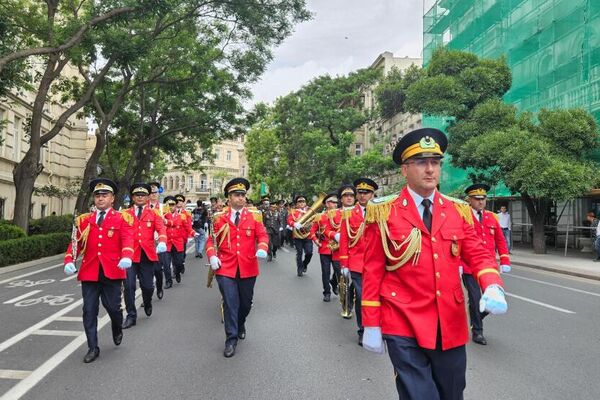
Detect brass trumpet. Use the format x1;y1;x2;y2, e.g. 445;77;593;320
338;273;354;319
293;193;327;239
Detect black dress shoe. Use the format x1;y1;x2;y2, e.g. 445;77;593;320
113;329;123;346
122;319;136;329
358;334;363;347
238;326;246;340
297;271;303;277
165;281;173;289
199;254;203;258
83;347;100;363
223;344;236;358
472;333;487;345
323;294;331;302
144;302;153;316
302;266;307;273
181;266;185;274
157;289;164;299
175;273;181;283
331;284;339;296
195;254;200;258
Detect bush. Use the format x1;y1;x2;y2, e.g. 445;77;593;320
0;224;26;241
0;219;13;225
28;214;73;235
0;232;70;268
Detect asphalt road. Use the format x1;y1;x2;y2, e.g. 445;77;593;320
1;244;599;400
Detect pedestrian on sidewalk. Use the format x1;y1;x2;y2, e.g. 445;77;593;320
497;205;512;253
63;178;135;363
594;216;600;262
192;200;208;258
361;128;508;400
206;178;269;358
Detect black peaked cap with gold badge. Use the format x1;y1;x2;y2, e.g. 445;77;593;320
224;177;250;197
149;181;161;190
293;194;307;204
338;184;356;198
163;195;176;205
353;177;378;193
89;178;118;194
130;182;151;196
324;191;338;203
465;183;491;199
392;128;448;165
175;194;185;203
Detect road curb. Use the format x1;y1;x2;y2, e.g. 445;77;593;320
0;254;64;275
512;260;600;281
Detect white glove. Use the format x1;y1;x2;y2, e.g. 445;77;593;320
362;327;385;354
210;255;221;271
117;257;132;269
279;227;283;231
458;265;463;276
194;231;200;237
64;262;77;275
286;225;293;231
334;232;341;243
256;249;268;259
204;222;208;231
480;284;508;315
156;242;167;253
294;222;303;230
500;264;511;273
341;267;350;278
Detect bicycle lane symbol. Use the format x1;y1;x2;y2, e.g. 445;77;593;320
14;294;75;307
6;279;56;288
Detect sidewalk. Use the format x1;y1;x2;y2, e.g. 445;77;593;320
510;245;600;280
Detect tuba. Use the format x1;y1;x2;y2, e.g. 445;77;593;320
338;273;354;319
294;193;327;239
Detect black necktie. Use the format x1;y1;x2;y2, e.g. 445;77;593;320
97;210;106;227
137;206;143;220
422;199;432;232
234;211;240;226
150;204;154;209
477;210;483;223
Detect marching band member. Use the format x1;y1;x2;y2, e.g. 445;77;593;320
287;195;313;277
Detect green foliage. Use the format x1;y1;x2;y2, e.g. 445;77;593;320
0;224;26;241
0;232;70;268
374;64;423;119
28;215;73;235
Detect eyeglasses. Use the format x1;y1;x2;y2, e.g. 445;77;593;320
405;159;442;168
151;191;158;194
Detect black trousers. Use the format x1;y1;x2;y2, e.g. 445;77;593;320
153;260;163;292
385;334;466;400
267;230;280;257
159;251;172;284
163;246;185;280
294;238;313;274
462;274;488;334
216;273;256;346
124;250;155;320
350;271;363;335
319;254;340;295
81;266;123;350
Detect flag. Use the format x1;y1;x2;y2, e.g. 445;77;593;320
259;182;269;197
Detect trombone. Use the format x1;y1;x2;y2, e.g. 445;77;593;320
338;273;354;319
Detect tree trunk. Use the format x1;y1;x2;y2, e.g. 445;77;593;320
523;194;548;254
12;151;41;231
75;130;105;213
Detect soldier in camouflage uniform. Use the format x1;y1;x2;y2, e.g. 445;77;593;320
260;197;282;261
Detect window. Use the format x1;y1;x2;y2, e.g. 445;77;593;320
355;143;363;156
14;116;22;159
200;175;207;190
188;176;193;189
241;166;246;176
212;178;221;192
168;176;173;190
175;176;180;190
214;148;220;160
226;150;232;161
0;198;5;220
0;108;5;156
41;204;46;218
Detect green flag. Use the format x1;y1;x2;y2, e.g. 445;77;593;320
259;182;269;197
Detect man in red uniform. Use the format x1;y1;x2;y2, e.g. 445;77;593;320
206;178;269;357
310;192;341;302
287;195;313;277
147;181;165;298
336;178;377;346
164;194;196;284
63;178;135;363
361;128;508;399
462;183;511;345
121;183;168;329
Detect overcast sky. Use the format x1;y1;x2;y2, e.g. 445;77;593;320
249;0;424;105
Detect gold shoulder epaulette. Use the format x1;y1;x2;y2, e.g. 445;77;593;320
247;208;263;223
341;208;353;220
326;209;337;218
365;193;399;223
120;210;134;226
441;194;474;225
75;213;91;227
154;208;162;217
491;212;500;222
212;211;225;223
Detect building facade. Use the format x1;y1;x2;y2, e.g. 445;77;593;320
0;66;92;220
423;0;600;248
161;137;247;201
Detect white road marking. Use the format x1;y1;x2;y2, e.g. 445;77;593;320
60;275;78;282
0;264;62;285
55;316;82;322
280;246;291;253
3;290;43;304
0;299;83;353
506;292;576;314
32;330;83;337
0;370;31;380
506;274;600;298
1;291;142;400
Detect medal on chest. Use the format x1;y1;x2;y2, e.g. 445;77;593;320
147;221;152;228
246;228;251;237
451;239;459;257
107;228;114;238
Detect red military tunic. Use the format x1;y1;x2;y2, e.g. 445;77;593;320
463;209;510;274
361;188;504;350
164;209;194;252
124;206;167;262
287;208;311;239
310;210;341;260
206;207;269;278
337;204;367;273
320;209;342;261
64;209;135;281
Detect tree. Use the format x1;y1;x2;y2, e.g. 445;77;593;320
403;48;599;253
374;64;422;120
